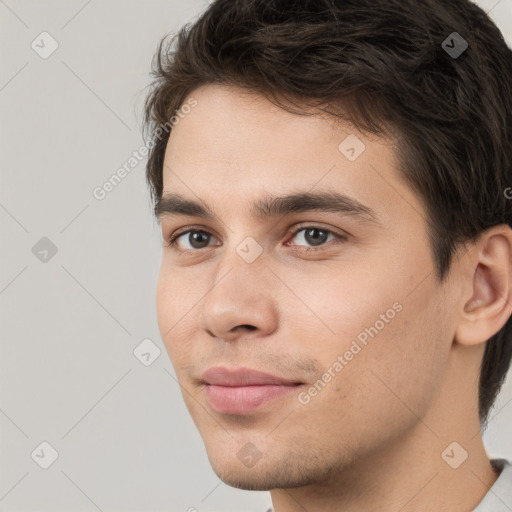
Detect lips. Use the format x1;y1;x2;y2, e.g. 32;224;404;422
200;366;303;414
201;367;302;386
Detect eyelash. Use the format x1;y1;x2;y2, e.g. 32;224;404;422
164;223;347;254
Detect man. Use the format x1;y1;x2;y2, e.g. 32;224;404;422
143;0;512;510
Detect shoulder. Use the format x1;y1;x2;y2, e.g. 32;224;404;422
472;459;512;512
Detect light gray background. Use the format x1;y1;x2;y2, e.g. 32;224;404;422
1;1;511;511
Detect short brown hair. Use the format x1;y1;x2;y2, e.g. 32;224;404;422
143;0;512;426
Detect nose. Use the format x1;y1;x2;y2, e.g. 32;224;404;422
199;245;279;343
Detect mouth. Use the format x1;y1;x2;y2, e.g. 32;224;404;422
200;366;304;414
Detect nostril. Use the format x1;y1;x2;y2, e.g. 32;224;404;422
238;325;257;331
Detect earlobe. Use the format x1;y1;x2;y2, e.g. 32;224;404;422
455;226;512;346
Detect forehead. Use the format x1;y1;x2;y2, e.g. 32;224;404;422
161;84;423;226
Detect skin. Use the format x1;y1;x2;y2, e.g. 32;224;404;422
155;84;512;512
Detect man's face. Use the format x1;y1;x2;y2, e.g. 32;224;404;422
156;84;456;489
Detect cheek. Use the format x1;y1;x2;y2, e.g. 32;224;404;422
156;258;200;327
276;260;402;353
296;297;449;455
155;266;176;336
156;263;198;367
344;283;449;430
286;249;448;418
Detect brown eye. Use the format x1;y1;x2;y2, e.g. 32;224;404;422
303;228;330;246
168;230;217;250
288;226;341;249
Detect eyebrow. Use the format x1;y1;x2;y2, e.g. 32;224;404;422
155;190;381;225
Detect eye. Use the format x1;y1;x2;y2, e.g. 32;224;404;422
164;224;346;253
166;229;219;251
287;225;343;250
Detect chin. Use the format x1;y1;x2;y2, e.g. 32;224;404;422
216;472;276;491
205;449;272;490
206;448;325;491
211;463;292;491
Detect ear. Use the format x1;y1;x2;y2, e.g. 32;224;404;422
454;225;512;346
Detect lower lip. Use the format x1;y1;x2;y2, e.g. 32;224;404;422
204;384;301;414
